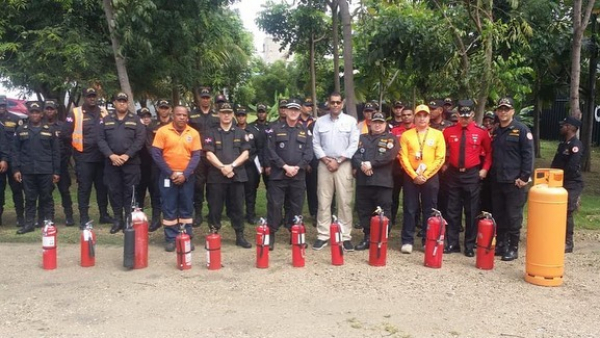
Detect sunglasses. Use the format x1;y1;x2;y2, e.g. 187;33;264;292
330;101;342;105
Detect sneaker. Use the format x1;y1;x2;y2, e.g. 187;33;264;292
401;244;413;254
312;239;328;251
342;240;354;252
165;242;176;252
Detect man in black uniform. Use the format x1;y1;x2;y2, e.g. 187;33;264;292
490;97;534;261
43;99;74;226
353;112;399;250
300;98;318;226
97;92;146;234
235;107;262;224
250;103;271;192
63;87;113;228
277;98;288;123
13;101;60;234
551;116;584;253
189;87;219;228
136;107;153;208
266;98;313;250
0;96;25;226
147;99;173;232
204;102;252;248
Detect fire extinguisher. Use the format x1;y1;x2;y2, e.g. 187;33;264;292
369;206;389;267
132;207;149;269
424;208;446;269
256;218;270;269
330;215;343;266
206;230;221;270
176;224;192;270
42;220;57;270
80;221;95;267
291;215;306;268
476;211;496;270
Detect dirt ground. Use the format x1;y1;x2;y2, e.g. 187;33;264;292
0;228;599;338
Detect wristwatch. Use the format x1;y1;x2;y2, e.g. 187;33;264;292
336;157;343;164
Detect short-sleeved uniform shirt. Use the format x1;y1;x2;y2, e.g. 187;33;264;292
152;123;202;172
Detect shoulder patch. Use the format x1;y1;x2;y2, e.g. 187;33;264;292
572;146;579;153
526;132;533;140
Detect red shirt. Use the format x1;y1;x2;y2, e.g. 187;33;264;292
443;121;492;171
390;123;414;140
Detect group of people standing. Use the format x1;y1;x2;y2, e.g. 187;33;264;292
0;89;584;256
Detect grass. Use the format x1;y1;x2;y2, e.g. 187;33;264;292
1;140;598;244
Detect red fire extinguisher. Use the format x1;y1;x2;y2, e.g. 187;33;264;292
291;215;306;268
256;218;270;269
132;207;149;269
176;224;192;270
330;216;343;266
369;207;389;267
424;208;446;269
42;220;57;270
476;211;496;270
80;221;95;267
206;230;221;270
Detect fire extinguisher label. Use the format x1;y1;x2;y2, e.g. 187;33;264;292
385;226;389;239
206;251;210;266
185;241;190;252
335;232;342;243
264;234;270;245
83;230;91;241
300;233;305;244
43;236;55;247
185;253;192;265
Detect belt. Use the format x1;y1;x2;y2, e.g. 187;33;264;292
452;166;479;173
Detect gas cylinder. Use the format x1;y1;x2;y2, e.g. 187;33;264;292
176;224;192;270
525;168;568;287
256;218;270;269
330;216;343;266
42;220;57;270
424;209;446;269
132;208;149;269
291;215;306;268
369;207;389;267
80;221;95;267
476;212;496;270
206;231;221;270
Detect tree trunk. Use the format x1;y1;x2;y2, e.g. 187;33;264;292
570;0;584;120
102;0;136;113
583;12;598;172
339;0;356;118
331;0;340;93
534;88;542;158
310;34;318;117
475;14;493;124
171;83;179;107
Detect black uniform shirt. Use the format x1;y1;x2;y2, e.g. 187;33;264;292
0;112;23;161
0;124;9;162
352;131;399;188
204;126;250;183
551;136;583;183
62;104;104;162
239;123;260;162
490;120;534;183
97;112;146;165
266;121;313;181
13;123;60;175
250;121;270;167
145;119;172;156
47;120;72;163
430;119;454;131
189;108;219;136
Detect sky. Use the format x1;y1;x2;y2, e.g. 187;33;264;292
231;0;269;53
1;0;271;99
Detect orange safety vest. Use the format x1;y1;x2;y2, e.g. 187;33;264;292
359;120;370;134
71;106;108;152
71;107;84;152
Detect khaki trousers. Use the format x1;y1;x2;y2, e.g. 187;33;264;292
316;161;354;241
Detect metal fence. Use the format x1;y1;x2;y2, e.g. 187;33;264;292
540;98;600;146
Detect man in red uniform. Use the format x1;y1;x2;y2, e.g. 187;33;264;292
442;100;492;256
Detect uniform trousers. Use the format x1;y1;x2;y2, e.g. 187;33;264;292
159;172;195;242
207;181;245;232
243;162;260;220
0;164;25;216
401;173;439;245
445;167;480;250
565;181;584;241
356;185;392;235
75;161;109;218
23;174;53;226
104;162;140;220
267;179;305;233
491;181;527;247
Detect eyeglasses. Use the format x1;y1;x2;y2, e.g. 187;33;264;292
330;101;342;105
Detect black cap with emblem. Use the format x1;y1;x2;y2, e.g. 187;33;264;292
219;102;234;113
83;87;97;97
199;87;211;98
256;103;267;112
427;99;444;109
561;116;582;129
278;98;288;109
138;107;152;117
393;100;404;108
44;100;58;109
157;99;171;108
457;99;474;117
114;92;129;101
371;112;386;122
286;98;302;110
27;101;43;112
496;97;514;109
303;97;314;107
215;94;227;104
235;107;247;115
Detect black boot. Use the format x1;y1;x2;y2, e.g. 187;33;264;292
64;208;75;227
16;214;25;228
16;223;35;235
235;230;252;249
99;208;114;224
192;205;203;228
0;207;3;226
355;234;370;251
110;218;124;234
495;234;507;256
79;211;90;230
269;231;275;251
501;246;519;261
149;208;162;232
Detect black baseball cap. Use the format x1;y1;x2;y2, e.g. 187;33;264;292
393;100;404;108
215;94;227;103
27;101;43;112
157;99;171;108
83;87;97;97
457;99;474;117
199;87;211;98
364;102;376;111
286;98;302;110
219;102;234;112
496;97;514;109
561;116;582;129
138;107;151;117
278;98;288;108
371;112;386;122
427;99;444;109
303;97;314;107
44;100;58;109
114;92;128;101
235;107;247;115
256;103;267;112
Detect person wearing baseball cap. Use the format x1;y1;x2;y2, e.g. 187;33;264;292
300;97;315;129
389;100;406;128
250;103;271;200
204;102;253;249
428;99;453;131
442;100;492;257
0;96;25;227
482;111;496;135
398;104;446;254
42;99;75;227
13;101;60;234
490;96;533;261
277;98;288;122
300;97;318;224
551;116;584;253
63;86;112;229
353;112;399;250
236;106;262;225
358;102;377;135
